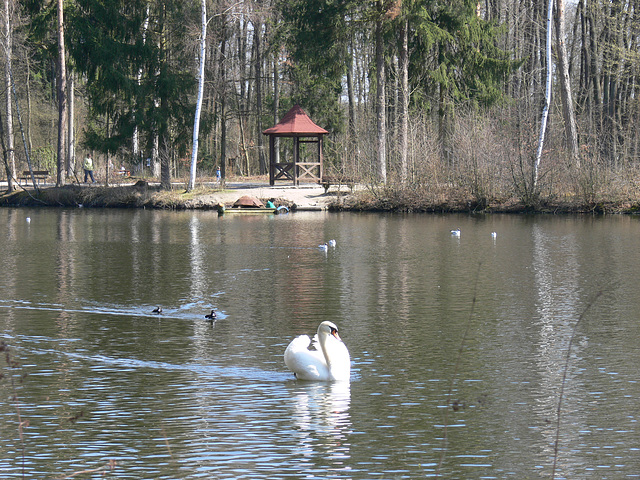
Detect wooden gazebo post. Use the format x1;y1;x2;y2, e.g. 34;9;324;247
262;105;328;186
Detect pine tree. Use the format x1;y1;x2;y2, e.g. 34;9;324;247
67;0;198;187
409;0;521;157
276;0;354;132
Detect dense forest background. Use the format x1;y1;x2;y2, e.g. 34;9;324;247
1;0;640;206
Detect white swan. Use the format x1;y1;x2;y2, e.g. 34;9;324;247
284;321;351;381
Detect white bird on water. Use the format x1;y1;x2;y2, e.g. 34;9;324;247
450;228;460;237
491;231;497;239
284;321;351;382
318;243;328;251
328;239;337;247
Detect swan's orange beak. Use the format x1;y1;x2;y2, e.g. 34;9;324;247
330;328;340;340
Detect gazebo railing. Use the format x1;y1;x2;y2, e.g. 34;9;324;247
296;162;321;184
270;162;295;183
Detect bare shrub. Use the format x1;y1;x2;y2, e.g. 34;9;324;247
450;111;515;207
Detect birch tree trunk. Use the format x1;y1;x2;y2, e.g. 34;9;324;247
0;98;9;192
555;0;580;166
56;0;67;186
188;0;206;191
3;0;15;190
534;0;553;192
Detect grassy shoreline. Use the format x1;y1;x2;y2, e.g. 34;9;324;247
2;182;640;215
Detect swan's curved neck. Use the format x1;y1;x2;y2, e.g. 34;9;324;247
319;333;334;367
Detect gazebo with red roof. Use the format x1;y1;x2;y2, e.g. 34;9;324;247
262;105;328;186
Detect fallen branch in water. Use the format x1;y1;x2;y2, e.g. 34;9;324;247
56;459;117;479
435;262;481;477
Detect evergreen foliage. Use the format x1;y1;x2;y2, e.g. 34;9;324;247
276;0;356;133
408;0;520;109
66;0;198;158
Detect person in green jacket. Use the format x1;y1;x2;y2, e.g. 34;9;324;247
83;154;96;183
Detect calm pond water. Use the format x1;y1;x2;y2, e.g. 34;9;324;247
1;206;639;479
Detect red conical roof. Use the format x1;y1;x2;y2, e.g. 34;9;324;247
262;105;328;136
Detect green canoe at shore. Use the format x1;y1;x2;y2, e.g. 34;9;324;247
218;206;276;214
217;205;292;215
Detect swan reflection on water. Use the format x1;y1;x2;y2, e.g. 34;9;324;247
289;381;352;462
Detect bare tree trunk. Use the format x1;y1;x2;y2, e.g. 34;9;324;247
0;97;9;191
238;18;249;175
346;45;356;140
375;17;387;184
254;21;266;175
67;71;75;176
220;37;227;179
160;126;170;189
555;0;580;166
237;103;248;176
272;52;279;165
346;41;357;174
188;0;206;191
157;5;170;189
105;115;110;186
56;0;67;187
4;0;15;190
26;58;32;155
398;17;409;183
133;6;150;166
152;131;160;177
602;0;624;166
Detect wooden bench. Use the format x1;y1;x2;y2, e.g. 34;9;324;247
320;175;355;193
20;170;49;185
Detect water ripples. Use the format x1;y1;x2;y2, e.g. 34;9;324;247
1;326;357;479
3;211;640;478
